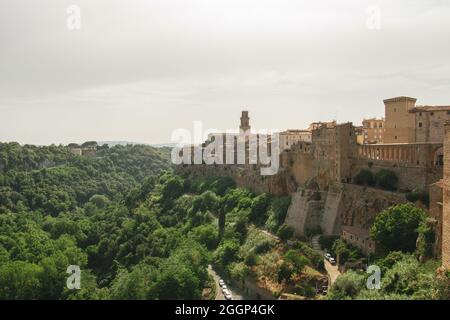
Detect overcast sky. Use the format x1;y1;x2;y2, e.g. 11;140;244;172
1;0;450;145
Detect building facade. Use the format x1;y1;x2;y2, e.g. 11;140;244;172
384;96;450;144
442;121;450;269
341;225;376;255
279;130;312;151
362;118;385;144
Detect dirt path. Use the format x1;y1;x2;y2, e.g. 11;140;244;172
324;260;341;287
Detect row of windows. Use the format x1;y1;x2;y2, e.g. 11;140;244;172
363;122;383;129
418;111;450;116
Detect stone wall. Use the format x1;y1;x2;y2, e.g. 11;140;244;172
339;184;407;229
351;158;441;192
321;185;343;235
442;122;450;269
284;188;326;237
284;182;407;238
352;143;442;191
231;277;277;300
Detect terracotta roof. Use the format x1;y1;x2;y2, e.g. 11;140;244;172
410;105;450;113
383;96;417;103
362;118;384;122
281;130;311;134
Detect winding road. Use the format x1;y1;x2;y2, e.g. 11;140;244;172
310;235;341;288
324;260;341;287
207;265;244;300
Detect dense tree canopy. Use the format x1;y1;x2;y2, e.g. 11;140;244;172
371;204;428;253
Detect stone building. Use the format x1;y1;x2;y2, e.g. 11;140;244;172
308;121;336;131
362;118;385;144
341;225;376;255
178;101;448;253
411;105;450;144
279;130;312;151
384;96;417;143
429;180;443;259
384;96;450;144
69;147;83;156
354;126;364;145
442;121;450;269
240;110;250;132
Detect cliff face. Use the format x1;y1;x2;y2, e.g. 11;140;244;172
284;183;409;237
177;163;410;238
339;184;407;229
177;164;298;196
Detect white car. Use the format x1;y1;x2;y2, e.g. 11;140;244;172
224;291;233;300
329;257;336;265
221;285;228;292
324;253;331;260
219;279;225;287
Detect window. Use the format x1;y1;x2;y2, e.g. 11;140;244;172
447;111;450;115
419;122;422;128
419;112;422;116
395;136;398;140
431;112;434;116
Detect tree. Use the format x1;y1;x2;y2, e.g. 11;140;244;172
214;240;240;268
354;169;375;186
0;261;43;299
283;250;309;273
375;169;398;191
328;270;366;300
109;264;157;300
191;224;219;250
249;193;271;226
371;204;427;253
89;195;110;209
265;196;291;232
277;225;294;241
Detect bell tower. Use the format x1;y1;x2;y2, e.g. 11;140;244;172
240;111;250;132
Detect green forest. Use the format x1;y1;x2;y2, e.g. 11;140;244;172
0;142;300;299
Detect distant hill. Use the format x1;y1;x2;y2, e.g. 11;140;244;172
99;141;176;148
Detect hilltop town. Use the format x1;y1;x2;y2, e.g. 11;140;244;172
177;96;450;271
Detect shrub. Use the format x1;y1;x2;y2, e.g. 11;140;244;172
406;189;430;207
354;169;375;186
319;235;340;252
375;169;398;191
244;251;258;266
254;240;273;254
277;225;294;241
327;270;366;300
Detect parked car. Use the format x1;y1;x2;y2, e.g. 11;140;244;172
221;285;228;293
324;253;331;260
223;290;233;300
329;257;336;265
219;279;225;287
